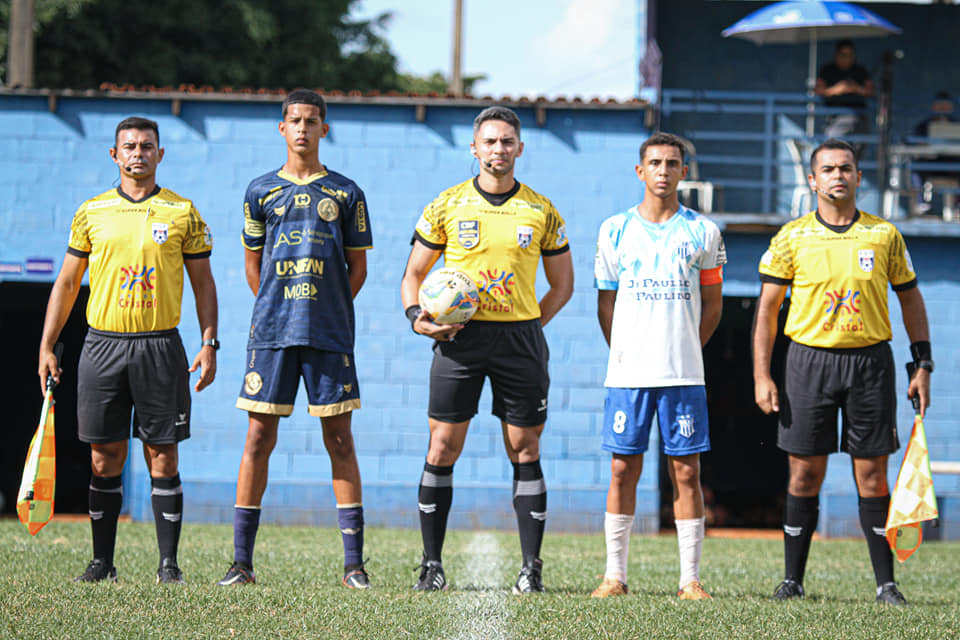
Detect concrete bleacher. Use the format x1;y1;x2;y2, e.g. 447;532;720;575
1;91;958;539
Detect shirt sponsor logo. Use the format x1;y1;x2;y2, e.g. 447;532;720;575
244;372;263;395
294;193;311;208
273;229;334;247
356;200;367;233
317;197;339;222
858;249;874;273
275;257;323;278
273;205;286;217
118;265;157;308
478;268;515;313
624;278;692;301
152;222;169;245
284;282;319;300
458;220;480;249
516;225;534;248
822;289;863;333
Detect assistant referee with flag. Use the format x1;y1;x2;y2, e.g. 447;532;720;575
752;138;931;606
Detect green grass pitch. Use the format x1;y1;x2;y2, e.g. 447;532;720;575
2;519;958;639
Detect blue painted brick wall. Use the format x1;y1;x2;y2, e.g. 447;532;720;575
3;95;959;539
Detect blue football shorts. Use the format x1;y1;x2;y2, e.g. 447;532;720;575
601;386;711;457
236;347;360;417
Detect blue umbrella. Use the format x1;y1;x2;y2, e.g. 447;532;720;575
722;1;901;134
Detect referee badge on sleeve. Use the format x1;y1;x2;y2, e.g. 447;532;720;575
858;249;874;273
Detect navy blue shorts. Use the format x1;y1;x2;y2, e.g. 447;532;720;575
602;386;711;457
236;347;360;417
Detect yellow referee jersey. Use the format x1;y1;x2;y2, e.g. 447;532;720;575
67;187;213;333
758;211;916;348
414;178;569;322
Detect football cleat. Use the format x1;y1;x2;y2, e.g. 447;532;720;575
216;561;256;586
342;563;371;589
73;558;118;583
156;558;185;585
677;580;712;600
591;577;628;598
413;559;448;591
772;579;805;600
512;558;545;594
876;582;907;606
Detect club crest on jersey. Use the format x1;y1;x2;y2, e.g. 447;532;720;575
458;220;479;249
317;198;339;222
151;223;169;245
858;249;874;273
516;225;534;249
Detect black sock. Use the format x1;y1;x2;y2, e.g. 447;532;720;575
89;475;122;566
783;493;819;584
512;460;547;565
151;474;183;565
859;495;894;586
418;462;453;563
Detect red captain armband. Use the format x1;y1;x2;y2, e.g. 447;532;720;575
700;266;723;286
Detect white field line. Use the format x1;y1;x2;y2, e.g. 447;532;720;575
448;531;510;640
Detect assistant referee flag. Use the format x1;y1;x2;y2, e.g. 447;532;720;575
17;387;57;535
885;411;938;563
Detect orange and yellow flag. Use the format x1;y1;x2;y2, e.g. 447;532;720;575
16;390;57;536
885;413;938;563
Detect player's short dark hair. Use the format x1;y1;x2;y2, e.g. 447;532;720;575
115;116;159;146
638;132;686;164
282;89;327;121
810;138;858;171
473;106;521;138
835;39;855;52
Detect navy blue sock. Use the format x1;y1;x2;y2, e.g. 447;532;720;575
512;460;547;565
337;504;364;568
418;463;454;563
233;506;261;566
151;474;183;565
89;474;123;566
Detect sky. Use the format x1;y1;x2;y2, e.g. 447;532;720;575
350;0;639;100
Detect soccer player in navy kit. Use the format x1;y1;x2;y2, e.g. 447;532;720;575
217;90;373;588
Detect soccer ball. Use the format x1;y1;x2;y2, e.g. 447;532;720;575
418;267;481;325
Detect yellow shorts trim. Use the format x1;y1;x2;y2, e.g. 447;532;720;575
308;398;361;417
236;398;295;416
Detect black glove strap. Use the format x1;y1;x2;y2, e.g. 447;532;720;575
910;340;931;362
405;305;422;332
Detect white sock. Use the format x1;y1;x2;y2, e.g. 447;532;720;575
676;516;705;589
604;512;634;583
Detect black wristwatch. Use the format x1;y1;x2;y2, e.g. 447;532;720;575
201;338;220;351
916;359;934;373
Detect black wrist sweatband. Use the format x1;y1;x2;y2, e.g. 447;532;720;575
910;341;931;362
405;305;422;331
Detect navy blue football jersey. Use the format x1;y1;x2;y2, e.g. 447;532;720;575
242;168;372;352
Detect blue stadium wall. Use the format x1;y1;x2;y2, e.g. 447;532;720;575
1;94;957;539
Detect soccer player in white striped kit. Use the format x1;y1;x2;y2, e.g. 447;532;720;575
591;133;725;599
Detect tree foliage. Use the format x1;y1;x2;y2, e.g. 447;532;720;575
4;0;403;90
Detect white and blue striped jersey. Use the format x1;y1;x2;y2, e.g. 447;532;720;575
594;205;726;388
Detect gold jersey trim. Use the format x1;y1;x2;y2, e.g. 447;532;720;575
277;169;329;185
235;398;295;416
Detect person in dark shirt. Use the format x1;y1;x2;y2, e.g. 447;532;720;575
815;40;874;144
911;92;960;214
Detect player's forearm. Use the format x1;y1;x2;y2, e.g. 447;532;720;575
751;311;778;382
39;261;84;352
699;304;722;347
538;285;572;326
194;281;219;341
596;291;615;346
898;287;930;345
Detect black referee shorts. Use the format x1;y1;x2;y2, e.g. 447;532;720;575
428;319;549;427
778;340;898;457
77;328;191;445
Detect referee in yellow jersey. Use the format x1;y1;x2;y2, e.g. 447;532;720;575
38;117;219;584
401;106;574;593
753;139;931;606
